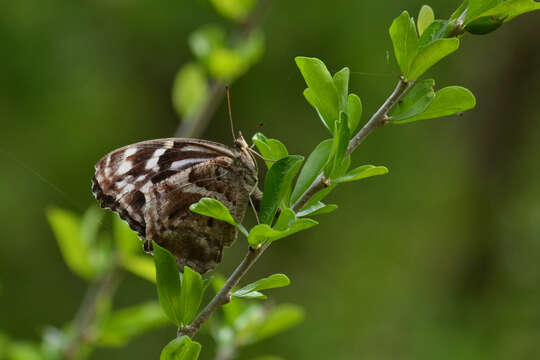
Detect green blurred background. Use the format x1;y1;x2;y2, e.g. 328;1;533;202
1;0;540;359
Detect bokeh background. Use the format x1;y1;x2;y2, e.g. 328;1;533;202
1;0;540;359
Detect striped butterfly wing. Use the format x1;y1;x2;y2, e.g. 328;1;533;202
92;138;254;273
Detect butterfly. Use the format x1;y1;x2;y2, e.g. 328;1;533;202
92;136;261;274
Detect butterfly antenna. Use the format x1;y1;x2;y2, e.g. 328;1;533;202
226;86;236;141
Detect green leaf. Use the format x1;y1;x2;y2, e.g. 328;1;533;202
332;165;389;184
291;139;333;204
450;0;470;21
172;63;208;118
417;5;435;36
259;155;304;224
252;132;289;168
408;38;460;80
247;219;318;247
189;198;237;226
296;202;338;217
295;57;339;132
210;0;257;21
47;208;95;280
232;274;290;299
97;302;169;347
6;342;43;360
180;266;204;325
466;15;505;34
393;86;476;124
153;242;183;327
273;208;296;231
189;25;226;60
247;304;305;345
389;11;420;78
389;79;435;121
325;114;351;178
419;20;452;46
332;67;350;112
466;0;502;22
121;255;156;283
113;214;140;255
347;93;363;133
478;0;540;22
160;336;201;360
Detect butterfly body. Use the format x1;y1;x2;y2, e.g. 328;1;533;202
92;137;260;273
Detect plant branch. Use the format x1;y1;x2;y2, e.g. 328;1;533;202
178;77;413;341
63;263;123;360
292;77;413;212
178;246;265;338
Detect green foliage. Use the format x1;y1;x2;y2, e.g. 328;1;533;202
46;207;110;280
97;302;169;347
259;155;304;224
296;202;338;217
392;86;476;124
291;139;333;204
160;336;201;360
190;197;248;237
247;217;318;248
390;79;436;121
332;165;389;184
179;267;205;325
417;5;435;35
232;274;290;300
252;133;289;168
324;113;351;178
390;11;420;79
154;242;184;327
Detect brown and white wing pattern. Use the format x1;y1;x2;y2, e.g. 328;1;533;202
92;138;257;273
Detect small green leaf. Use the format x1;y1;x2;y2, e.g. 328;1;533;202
393;86;476;124
478;0;540;22
172;63;208;118
273;208;296;231
333;67;350;112
233;274;290;299
210;0;257;21
347;93;363;133
419;20;452;46
389;11;420;78
389;79;435;121
450;0;470;21
47;208;95;280
97;302;169;347
180;266;204;325
259;155;304;224
160;336;201;360
189;25;226;60
291;139;333;204
325;114;351;178
408;38;460;80
417;5;435;36
153;242;183;326
247;219;318;247
466;0;501;22
332;165;389;184
121;255;156;283
252;133;289;168
296;202;338;217
189;198;237;226
295;57;340;132
466;15;505;34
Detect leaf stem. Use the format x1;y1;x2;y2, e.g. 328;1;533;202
292;77;413;212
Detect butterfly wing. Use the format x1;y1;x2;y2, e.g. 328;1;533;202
92;138;256;273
